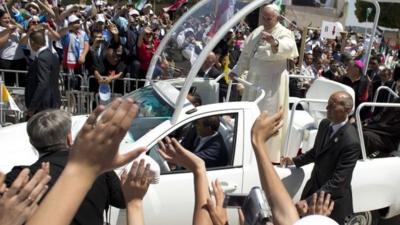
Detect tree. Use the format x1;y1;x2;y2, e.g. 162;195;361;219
355;0;400;29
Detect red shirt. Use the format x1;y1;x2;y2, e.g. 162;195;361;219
137;38;160;71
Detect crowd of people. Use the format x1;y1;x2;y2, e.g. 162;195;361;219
0;0;182;114
1;98;339;225
1;1;400;225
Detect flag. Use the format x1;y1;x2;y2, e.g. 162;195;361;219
207;0;236;38
135;0;147;11
1;84;21;112
274;0;283;11
163;0;188;12
223;53;231;83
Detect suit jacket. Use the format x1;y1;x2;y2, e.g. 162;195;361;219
182;129;229;168
197;66;221;79
25;48;61;113
293;119;361;224
6;147;125;225
364;97;400;150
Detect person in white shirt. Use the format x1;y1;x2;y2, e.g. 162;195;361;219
230;4;298;162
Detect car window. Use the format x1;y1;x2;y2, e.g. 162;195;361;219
148;113;238;174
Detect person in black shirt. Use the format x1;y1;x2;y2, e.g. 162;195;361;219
5;109;125;225
93;44;127;94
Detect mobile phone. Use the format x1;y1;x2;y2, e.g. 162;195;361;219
223;194;246;208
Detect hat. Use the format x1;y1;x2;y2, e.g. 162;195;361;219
266;4;281;14
144;3;152;9
30;15;40;22
95;0;106;6
293;215;339;225
68;14;80;24
26;2;40;11
96;14;106;23
149;9;154;15
129;9;140;16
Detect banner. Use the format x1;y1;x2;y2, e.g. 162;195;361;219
135;0;147;11
163;0;188;12
320;20;343;39
207;0;236;38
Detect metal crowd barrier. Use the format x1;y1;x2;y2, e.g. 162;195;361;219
0;69;148;119
0;69;28;88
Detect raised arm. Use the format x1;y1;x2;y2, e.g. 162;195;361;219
26;99;147;225
159;137;212;225
121;159;151;225
251;108;300;225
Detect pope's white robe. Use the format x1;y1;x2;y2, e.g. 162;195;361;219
233;23;298;162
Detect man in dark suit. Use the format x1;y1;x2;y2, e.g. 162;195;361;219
25;30;61;118
5;109;125;225
282;91;361;225
181;115;229;168
363;97;400;156
197;52;221;79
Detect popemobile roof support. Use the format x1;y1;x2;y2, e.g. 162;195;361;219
362;0;380;75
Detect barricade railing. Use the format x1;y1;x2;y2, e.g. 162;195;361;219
0;69;160;120
0;69;28;88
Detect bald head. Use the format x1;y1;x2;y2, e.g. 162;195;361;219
261;4;280;31
203;52;217;70
334;91;353;111
326;91;353;123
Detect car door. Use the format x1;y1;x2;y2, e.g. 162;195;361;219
134;109;245;225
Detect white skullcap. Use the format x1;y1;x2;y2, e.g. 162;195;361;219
294;215;339;225
266;4;281;14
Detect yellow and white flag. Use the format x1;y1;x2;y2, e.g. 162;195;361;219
1;84;21;112
223;53;231;83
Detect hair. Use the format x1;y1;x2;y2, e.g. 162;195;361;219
369;56;379;63
0;9;6;19
336;91;353;111
27;109;72;152
188;92;202;106
29;29;46;47
200;116;220;132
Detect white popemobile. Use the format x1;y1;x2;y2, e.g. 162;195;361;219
1;1;400;225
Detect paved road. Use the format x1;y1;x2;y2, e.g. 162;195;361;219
379;215;400;225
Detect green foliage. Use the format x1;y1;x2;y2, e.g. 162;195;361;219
355;0;400;29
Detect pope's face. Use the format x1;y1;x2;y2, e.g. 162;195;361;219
261;7;278;31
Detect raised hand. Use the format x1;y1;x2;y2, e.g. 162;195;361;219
206;180;228;225
251;107;283;146
69;98;147;176
308;191;335;217
158;136;205;172
121;159;151;204
0;167;50;225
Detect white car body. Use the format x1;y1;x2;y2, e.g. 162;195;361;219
1;0;400;225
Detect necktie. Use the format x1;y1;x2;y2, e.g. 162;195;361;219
323;126;333;147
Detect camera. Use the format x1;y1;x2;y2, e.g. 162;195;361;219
223;187;272;225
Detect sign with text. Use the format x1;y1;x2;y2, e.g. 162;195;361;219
320;20;343;39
